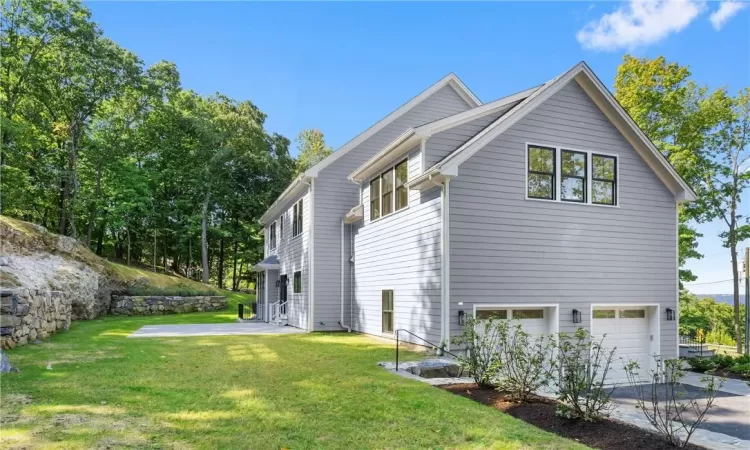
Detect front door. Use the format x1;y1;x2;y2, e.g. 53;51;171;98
279;274;288;315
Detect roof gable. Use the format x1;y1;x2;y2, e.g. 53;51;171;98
422;62;696;202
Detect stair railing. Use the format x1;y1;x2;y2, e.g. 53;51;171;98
395;329;459;371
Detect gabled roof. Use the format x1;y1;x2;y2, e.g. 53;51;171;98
410;62;696;203
348;85;538;183
260;73;481;224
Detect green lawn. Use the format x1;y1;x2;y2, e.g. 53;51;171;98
1;294;586;450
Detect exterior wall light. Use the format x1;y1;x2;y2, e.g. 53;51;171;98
458;310;466;326
666;308;675;321
572;309;582;324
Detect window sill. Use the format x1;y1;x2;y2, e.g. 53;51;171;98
525;196;619;208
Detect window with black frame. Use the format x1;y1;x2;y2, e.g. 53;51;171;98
592;154;616;205
527;145;556;200
381;290;394;333
370;177;380;221
561;150;586;202
293;271;301;294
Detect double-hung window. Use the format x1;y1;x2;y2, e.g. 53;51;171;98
561;150;586;202
526;144;617;206
527;145;556;200
370;159;409;221
592;154;617;205
269;222;277;250
292;199;303;237
279;214;284;239
293;271;302;294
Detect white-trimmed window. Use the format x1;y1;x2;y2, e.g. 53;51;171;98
293;271;302;294
269;222;277;250
292;199;303;237
370;158;409;221
382;290;394;333
279;214;284;239
526;144;617;206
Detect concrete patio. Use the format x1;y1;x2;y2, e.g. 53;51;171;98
128;322;307;338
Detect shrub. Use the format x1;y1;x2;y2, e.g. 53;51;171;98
553;328;616;421
710;354;735;370
494;320;555;402
451;315;502;388
685;357;716;373
728;363;750;377
624;357;723;448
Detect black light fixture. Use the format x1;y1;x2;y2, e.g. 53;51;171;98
666;308;675;321
275;280;280;287
572;309;582;324
458;310;466;326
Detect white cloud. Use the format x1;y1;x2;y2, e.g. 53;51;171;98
709;1;747;30
577;0;706;51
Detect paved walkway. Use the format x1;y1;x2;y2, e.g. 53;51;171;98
129;322;307;338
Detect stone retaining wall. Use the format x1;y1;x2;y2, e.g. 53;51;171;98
1;289;72;349
110;295;227;316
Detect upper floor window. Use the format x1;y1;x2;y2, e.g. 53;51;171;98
526;144;617;207
370;158;409;221
269;222;277;250
592;154;617;205
279;214;284;239
292;199;303;237
527;145;555;200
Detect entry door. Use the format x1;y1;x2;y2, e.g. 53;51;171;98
279;275;288;315
592;307;652;383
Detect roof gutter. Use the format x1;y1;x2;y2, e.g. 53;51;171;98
260;173;314;224
349;129;425;183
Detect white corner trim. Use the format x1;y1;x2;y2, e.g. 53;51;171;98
440;177;453;349
306;178;315;331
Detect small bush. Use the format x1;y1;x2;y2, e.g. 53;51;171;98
494;320;555;402
452;315;502;388
685;357;716;373
710;354;734;370
553;328;616;421
624;357;723;448
728;363;750;377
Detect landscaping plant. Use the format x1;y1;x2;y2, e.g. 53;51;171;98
554;328;617;420
452;315;502;388
494;320;555;402
623;357;724;448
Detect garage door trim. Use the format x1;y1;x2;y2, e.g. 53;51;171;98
472;303;559;335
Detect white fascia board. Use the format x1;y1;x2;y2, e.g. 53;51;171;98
415;85;541;137
259;174;311;224
576;65;697;202
306;73;481;179
348;129;423;182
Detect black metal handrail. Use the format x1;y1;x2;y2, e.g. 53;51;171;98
395;329;459;371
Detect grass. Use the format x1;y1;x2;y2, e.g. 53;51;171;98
1;296;586;450
105;262;221;297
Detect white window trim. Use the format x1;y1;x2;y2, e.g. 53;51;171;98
292;199;303;239
369;158;410;223
381;288;395;335
279;214;284;240
525;142;620;208
293;270;302;294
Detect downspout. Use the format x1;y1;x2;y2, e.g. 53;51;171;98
340;216;351;331
441;177;452;350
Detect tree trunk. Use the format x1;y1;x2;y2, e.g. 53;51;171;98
232;239;239;290
85;161;103;248
218;236;225;289
153;231;157;272
201;188;211;283
731;241;742;354
187;236;192;279
95;212;107;256
67;126;79;239
58;158;66;235
163;232;168;273
126;227;131;266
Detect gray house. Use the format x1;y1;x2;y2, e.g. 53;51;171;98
253;61;695;382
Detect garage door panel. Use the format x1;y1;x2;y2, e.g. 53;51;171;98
592;307;652;384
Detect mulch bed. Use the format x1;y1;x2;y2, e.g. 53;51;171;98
440;383;707;450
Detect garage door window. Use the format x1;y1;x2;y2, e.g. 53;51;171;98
620;310;645;318
512;309;544;319
476;309;508;320
593;309;616;319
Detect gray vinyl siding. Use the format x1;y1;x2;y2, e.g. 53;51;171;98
424;108;510;168
352;148;442;343
448;80;678;358
263;189;310;330
313;85;473;331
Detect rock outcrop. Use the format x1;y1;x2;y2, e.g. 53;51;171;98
110;295;227;316
1;288;72;348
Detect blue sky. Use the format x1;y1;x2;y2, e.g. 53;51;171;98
86;1;749;294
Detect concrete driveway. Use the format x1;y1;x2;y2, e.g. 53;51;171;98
128;322;307;338
610;374;750;448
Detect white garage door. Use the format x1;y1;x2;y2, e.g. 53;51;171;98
591;307;653;384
